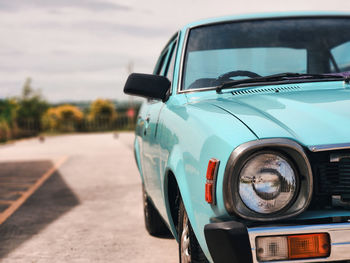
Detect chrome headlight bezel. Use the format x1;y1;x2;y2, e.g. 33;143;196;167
223;138;313;221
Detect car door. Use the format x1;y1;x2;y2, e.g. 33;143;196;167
136;50;167;183
142;37;177;210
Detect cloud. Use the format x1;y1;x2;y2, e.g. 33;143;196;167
28;20;171;38
0;0;130;12
72;21;171;37
0;51;130;73
0;69;134;102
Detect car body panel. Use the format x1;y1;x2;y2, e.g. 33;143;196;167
207;81;350;146
156;99;258;259
141;100;165;212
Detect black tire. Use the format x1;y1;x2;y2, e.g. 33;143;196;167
178;199;208;263
142;184;169;236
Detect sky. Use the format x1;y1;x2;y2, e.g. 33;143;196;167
0;0;350;102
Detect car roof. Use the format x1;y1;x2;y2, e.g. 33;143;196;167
181;11;350;31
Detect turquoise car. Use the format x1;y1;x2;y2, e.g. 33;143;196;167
124;12;350;263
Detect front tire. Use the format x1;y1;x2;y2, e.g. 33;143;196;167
142;184;169;236
178;199;208;263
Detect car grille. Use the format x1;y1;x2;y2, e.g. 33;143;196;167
317;159;350;194
308;151;350;208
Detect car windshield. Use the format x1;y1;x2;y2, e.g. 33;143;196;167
182;17;350;90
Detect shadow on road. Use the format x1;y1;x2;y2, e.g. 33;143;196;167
156;233;175;240
0;160;80;258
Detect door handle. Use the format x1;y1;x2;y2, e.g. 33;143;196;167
144;116;150;136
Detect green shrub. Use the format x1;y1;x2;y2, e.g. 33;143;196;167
0;120;11;143
42;105;83;132
89;99;116;121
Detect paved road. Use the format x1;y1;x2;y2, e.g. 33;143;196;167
0;132;177;262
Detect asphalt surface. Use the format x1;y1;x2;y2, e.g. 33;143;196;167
0;132;177;262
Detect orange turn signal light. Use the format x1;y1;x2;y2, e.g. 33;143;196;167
288;233;330;259
256;233;330;262
205;158;219;204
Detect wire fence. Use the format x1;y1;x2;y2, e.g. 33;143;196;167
14;113;137;137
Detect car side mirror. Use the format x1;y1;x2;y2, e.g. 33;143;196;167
124;73;171;102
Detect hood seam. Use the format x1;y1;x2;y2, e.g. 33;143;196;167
211;104;259;139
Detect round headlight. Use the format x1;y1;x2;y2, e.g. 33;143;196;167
238;152;297;214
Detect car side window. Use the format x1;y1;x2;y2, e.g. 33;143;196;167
154;34;178;78
150;34;178;101
165;42;177;82
330;41;350;72
148;45;171;102
154;50;169;75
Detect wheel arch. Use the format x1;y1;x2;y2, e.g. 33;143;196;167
162;144;206;246
164;169;180;241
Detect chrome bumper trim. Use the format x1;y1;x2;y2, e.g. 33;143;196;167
248;222;350;262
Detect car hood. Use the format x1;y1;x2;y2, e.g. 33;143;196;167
211;88;350;147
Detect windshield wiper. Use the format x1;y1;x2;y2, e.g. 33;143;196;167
216;72;346;93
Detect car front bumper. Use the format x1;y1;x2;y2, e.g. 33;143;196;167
204;221;350;263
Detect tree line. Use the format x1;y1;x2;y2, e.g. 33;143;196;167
0;78;141;143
